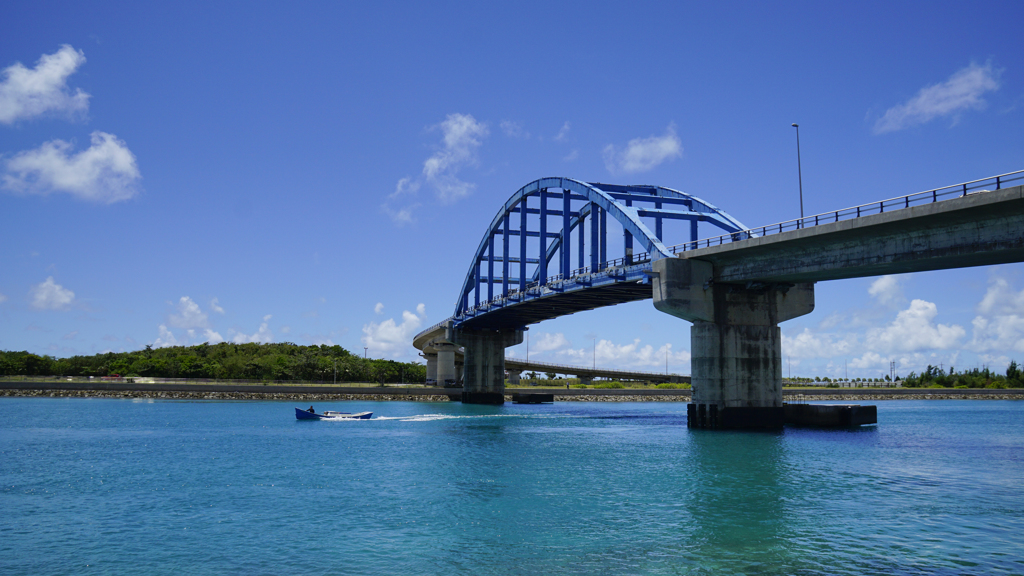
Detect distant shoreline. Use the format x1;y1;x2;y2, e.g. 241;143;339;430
2;381;1022;402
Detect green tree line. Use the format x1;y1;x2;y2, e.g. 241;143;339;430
900;361;1024;389
0;342;426;383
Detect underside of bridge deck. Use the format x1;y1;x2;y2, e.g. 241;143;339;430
457;282;653;331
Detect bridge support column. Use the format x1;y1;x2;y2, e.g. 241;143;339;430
578;376;593;387
653;258;814;429
507;370;522;386
454;328;524;404
436;343;458;387
423;353;437;385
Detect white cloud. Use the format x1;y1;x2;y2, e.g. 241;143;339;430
0;292;7;304
361;303;426;358
603;124;682;174
563;149;579;162
29;276;75;310
874;62;1001;134
204;329;224;345
968;277;1024;354
533;332;569;353
168;296;209;329
555;121;570;141
865;299;964;352
500;120;529;139
374;302;384;314
868;275;904;306
783;328;854;359
63;331;78;340
2;131;141;203
422;113;488;203
231;316;273;344
209;298;225;315
153;325;178;348
0;45;90;124
558;338;689;370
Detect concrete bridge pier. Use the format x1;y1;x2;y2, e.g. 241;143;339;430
653;258;814;429
454;328;524;404
422;352;438;384
507;369;522;386
435;342;458;387
579;376;593;386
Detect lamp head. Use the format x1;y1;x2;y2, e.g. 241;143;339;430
791;123;799;127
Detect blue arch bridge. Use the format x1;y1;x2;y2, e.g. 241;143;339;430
413;171;1024;428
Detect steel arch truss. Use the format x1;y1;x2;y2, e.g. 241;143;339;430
454;177;748;327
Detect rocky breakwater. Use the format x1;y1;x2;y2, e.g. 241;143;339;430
0;389;454;402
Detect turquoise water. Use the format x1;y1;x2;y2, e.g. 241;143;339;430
1;398;1022;575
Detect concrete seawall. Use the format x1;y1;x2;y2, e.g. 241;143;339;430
2;381;1022;401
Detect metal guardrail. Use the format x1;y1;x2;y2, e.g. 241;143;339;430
666;170;1024;254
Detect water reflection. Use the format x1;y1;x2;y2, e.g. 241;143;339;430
681;429;794;574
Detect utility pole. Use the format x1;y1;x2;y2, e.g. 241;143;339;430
363;347;367;359
792;123;804;220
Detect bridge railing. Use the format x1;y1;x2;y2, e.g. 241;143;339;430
666;170;1024;254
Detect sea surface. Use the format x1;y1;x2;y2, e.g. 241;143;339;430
1;398;1022;575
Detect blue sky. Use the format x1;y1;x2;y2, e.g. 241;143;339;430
2;1;1023;379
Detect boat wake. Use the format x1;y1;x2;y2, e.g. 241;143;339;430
372;413;568;422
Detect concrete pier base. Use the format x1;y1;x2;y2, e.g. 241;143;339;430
454;327;523;405
686;404;785;429
512;393;554;404
784;404;877;427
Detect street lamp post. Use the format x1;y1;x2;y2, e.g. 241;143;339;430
363;347;367;359
792;123;804;220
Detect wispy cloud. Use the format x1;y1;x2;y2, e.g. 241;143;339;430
0;45;90;124
422;113;488;203
500;120;529;139
0;292;7;304
874;62;1001;134
603;124;682;174
231;314;273;344
555;121;570;141
29;276;75;310
382;177;421;225
2;131;141;203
